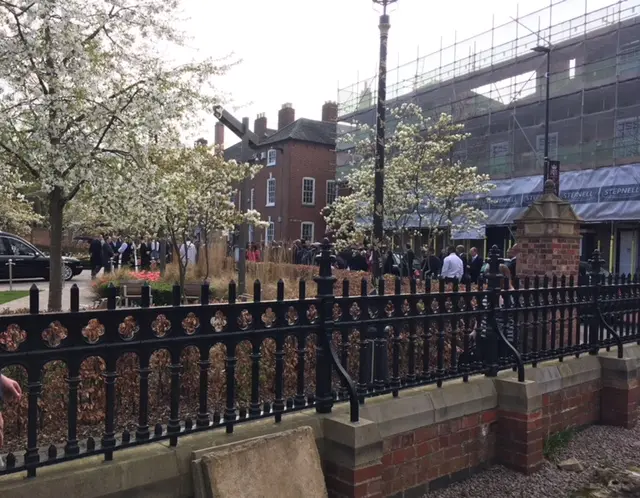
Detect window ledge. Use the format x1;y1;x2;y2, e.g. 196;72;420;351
266;203;275;207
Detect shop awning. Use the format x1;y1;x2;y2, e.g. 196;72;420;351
453;164;640;227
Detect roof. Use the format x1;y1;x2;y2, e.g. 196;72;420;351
260;118;335;147
223;119;336;161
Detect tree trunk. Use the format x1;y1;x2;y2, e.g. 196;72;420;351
47;187;65;311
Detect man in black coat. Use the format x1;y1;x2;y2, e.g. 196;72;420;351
102;236;115;274
468;247;484;283
89;236;103;279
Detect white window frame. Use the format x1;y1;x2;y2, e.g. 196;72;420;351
267;149;277;167
326;180;337;205
535;132;559;164
266;175;276;207
250;188;255;210
266;217;275;245
301;222;315;242
302;177;316;206
569;58;576;79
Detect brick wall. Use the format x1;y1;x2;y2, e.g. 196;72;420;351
322;350;639;498
380;411;497;496
516;236;581;278
542;378;601;434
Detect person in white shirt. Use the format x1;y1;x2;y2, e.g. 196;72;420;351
180;239;197;266
441;246;464;281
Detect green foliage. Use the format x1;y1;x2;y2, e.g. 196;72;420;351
544;427;577;461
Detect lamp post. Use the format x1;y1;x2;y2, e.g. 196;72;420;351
371;0;397;279
532;45;551;183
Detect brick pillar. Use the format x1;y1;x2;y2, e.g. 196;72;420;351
494;377;544;474
600;354;640;429
515;180;583;348
322;415;383;498
515;180;582;279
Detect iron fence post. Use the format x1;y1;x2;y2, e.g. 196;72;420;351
484;245;502;377
589;250;603;356
314;238;336;414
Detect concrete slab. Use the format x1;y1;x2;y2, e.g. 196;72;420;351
199;426;327;498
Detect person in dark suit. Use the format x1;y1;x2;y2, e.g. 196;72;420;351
102;236;115;273
89;236;103;279
421;248;442;278
469;246;484;283
456;245;469;278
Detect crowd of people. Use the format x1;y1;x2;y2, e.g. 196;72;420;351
88;235;172;278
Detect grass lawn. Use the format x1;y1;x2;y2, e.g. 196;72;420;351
0;290;30;305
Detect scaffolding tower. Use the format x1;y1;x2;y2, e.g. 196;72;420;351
337;0;640;179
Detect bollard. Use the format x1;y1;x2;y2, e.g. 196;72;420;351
7;258;14;291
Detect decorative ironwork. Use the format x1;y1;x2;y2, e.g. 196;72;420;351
0;247;638;478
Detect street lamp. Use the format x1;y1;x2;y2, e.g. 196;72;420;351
371;0;397;279
532;45;551;183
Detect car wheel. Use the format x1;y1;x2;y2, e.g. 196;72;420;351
63;264;73;281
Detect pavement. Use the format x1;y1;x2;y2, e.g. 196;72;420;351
0;270;96;312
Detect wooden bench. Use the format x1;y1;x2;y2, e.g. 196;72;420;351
120;280;147;307
184;283;203;304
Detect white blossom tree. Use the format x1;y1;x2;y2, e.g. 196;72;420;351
0;0;229;309
326;103;493;253
84;143;267;294
0;162;41;235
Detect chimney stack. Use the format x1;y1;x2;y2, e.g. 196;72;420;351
278;103;295;130
322;101;338;122
215;121;225;148
254;113;267;138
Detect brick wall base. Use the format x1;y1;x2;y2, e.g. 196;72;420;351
321;349;640;498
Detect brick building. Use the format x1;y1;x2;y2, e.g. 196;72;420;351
221;102;337;244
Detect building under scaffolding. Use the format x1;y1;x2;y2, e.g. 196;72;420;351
337;0;640;274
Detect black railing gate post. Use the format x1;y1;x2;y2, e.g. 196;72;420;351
484;245;501;377
315;239;337;414
589;251;602;356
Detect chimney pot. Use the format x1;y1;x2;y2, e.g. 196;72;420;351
278;103;296;130
322;101;338;122
254;113;268;138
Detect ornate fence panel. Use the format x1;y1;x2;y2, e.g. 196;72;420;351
0;241;638;478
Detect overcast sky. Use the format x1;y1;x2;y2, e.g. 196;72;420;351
173;0;623;146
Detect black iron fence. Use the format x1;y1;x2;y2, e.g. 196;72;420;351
0;242;638;478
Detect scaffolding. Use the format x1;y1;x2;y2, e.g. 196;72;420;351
337;0;640;179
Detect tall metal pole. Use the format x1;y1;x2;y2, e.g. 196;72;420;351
372;0;395;279
543;50;551;183
237;117;250;296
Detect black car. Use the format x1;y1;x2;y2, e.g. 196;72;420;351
0;231;84;281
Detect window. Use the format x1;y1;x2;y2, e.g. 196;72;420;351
248;225;255;244
267;149;277;167
489;141;510;175
250;188;255;210
266;218;275;244
569;58;576;79
615;117;640;158
6;238;37;256
301;222;314;242
302;177;316;205
535;132;559;167
266;176;276;206
326;180;337;205
618;40;640;75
